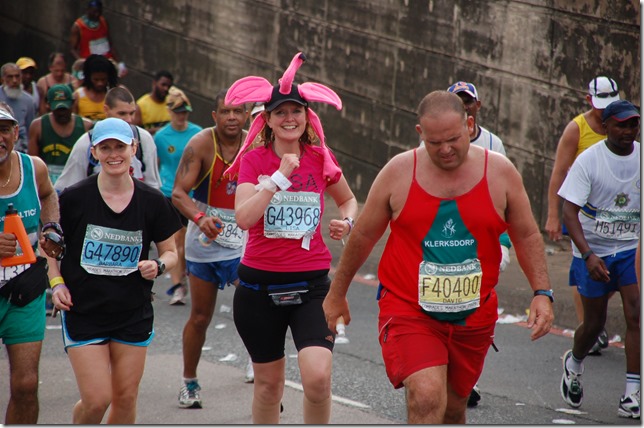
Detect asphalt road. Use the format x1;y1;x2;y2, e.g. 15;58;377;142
0;197;637;424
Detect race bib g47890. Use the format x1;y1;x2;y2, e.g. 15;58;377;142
81;224;142;276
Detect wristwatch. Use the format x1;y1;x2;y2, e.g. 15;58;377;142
153;258;166;278
343;217;355;233
533;289;554;303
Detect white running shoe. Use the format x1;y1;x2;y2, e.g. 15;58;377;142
169;285;187;305
245;359;254;383
178;381;202;409
618;390;640;419
560;350;583;408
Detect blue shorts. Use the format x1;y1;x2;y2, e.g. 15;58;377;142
186;257;240;290
0;292;46;345
61;304;154;351
570;248;637;298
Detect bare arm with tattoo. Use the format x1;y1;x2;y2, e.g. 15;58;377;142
171;127;222;239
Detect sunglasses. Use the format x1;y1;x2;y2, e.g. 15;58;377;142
594;90;619;99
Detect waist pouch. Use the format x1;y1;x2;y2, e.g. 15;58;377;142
0;256;49;307
240;275;330;307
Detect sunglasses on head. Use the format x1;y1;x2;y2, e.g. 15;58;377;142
594;90;619;99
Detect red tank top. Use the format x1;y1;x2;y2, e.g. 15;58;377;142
191;129;236;209
75;17;113;59
378;149;507;326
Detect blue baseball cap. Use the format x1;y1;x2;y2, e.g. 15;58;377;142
91;118;134;146
447;81;479;100
601;100;640;123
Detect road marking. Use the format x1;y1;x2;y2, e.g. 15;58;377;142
284;380;371;409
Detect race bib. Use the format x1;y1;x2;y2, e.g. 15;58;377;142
89;38;110;55
81;224;142;276
418;258;482;314
594;209;640;240
48;164;64;185
206;206;243;249
263;191;320;240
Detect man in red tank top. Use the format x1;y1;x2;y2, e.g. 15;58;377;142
323;90;554;424
69;0;127;78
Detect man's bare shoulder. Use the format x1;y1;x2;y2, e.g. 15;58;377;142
187;127;214;147
385;148;416;172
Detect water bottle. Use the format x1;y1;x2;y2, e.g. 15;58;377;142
198;223;222;247
2;203;36;267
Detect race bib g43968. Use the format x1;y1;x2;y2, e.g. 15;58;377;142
263;191;321;240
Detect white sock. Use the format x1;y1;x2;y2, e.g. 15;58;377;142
625;373;640;397
566;353;584;374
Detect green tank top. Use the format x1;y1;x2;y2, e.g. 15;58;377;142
40;114;86;183
39;114;86;166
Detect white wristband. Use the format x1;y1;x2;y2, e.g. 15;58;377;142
255;175;277;193
270;171;292;191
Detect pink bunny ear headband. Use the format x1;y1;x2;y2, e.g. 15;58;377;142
224;52;343;181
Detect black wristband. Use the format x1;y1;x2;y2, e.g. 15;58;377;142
581;250;594;261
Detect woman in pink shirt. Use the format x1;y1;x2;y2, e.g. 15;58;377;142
226;53;357;424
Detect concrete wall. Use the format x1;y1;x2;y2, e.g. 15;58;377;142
2;0;640;227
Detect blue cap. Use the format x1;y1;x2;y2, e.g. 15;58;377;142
447;81;479;100
601;100;640;123
91;118;134;146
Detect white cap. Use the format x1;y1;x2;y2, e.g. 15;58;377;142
588;76;620;109
0;109;18;124
250;103;265;117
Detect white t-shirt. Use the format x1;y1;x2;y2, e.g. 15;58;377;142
472;126;506;156
54;126;161;193
558;140;640;257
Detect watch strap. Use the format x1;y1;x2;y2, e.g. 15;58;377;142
533;289;554;302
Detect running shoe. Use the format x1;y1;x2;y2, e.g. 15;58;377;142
560;350;583;408
618;390;640;419
169;285;187;305
166;283;180;296
467;383;481;407
597;328;609;349
245;359;254;383
178;381;202;409
588;340;602;356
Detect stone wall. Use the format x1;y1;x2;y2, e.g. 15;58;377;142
1;0;640;227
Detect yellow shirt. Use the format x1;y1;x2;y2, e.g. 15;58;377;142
75;87;106;122
573;113;605;159
136;93;170;130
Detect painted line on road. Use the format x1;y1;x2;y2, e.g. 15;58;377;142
284;380;371;409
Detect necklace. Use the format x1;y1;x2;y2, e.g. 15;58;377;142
213;131;243;188
0;153;13;188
